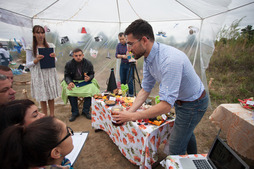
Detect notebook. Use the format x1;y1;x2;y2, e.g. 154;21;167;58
179;136;249;169
38;48;55;69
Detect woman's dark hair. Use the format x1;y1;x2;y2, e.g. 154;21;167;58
0;116;62;169
124;19;155;41
0;99;35;134
32;25;49;57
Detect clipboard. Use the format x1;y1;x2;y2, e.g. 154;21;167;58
66;131;89;166
38;48;55;69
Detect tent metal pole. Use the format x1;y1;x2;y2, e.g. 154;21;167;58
192;20;203;68
175;0;203;20
204;1;254;20
116;0;121;84
32;0;59;19
116;0;121;31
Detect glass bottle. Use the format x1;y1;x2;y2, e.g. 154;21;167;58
111;104;123;126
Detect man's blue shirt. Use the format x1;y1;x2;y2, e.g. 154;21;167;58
142;42;204;106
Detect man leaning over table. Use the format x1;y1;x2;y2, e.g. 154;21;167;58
112;19;209;155
64;48;95;122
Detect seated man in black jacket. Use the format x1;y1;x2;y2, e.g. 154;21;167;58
64;48;95;122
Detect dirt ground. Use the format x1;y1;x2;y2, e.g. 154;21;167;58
13;72;219;169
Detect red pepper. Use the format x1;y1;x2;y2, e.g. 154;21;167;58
243;105;251;109
238;99;245;103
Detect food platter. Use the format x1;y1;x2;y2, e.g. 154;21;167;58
94;94;103;99
105;100;116;106
148;113;175;126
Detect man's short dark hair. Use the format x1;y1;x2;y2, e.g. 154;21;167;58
72;48;83;54
0;65;11;72
118;32;124;37
0;43;3;48
124;19;155;41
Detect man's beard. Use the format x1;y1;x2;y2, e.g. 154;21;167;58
134;49;146;60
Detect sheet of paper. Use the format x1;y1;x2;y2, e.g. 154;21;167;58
66;131;89;165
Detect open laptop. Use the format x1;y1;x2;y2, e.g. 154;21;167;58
179;136;249;169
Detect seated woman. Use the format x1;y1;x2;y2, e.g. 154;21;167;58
0;99;45;134
0;116;74;169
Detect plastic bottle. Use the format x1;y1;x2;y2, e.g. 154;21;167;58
127;52;132;60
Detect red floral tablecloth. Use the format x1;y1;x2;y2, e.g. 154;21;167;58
160;154;207;169
91;98;175;169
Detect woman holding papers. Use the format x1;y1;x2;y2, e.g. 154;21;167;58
25;25;61;117
0;116;74;169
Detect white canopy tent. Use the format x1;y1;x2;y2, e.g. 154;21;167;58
1;0;254;95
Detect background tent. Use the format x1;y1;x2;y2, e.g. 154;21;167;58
1;0;254;96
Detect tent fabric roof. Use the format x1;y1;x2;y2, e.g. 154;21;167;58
1;0;253;23
1;0;253;43
0;0;254;93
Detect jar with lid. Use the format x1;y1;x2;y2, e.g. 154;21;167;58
111;105;123;126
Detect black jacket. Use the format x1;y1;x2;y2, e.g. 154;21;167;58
64;58;94;84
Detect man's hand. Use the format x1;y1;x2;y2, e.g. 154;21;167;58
84;74;90;82
117;54;127;59
113;101;171;124
112;109;135;124
67;82;75;90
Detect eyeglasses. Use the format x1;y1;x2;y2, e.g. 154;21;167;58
54;126;74;148
48;126;74;157
127;38;141;48
0;74;7;80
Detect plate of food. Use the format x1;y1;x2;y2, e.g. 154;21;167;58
94;94;103;99
148;113;174;126
148;119;165;126
105;100;116;106
238;97;254;111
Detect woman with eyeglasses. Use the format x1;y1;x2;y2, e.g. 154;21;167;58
25;25;61;117
0;99;45;134
0;116;74;169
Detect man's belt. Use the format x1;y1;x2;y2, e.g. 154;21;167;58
176;90;206;106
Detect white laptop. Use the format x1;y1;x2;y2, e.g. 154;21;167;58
179;136;249;169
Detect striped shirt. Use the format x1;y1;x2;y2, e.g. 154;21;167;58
142;42;204;106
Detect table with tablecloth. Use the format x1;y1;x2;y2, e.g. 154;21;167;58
209;103;254;160
160;154;207;169
91;97;175;169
